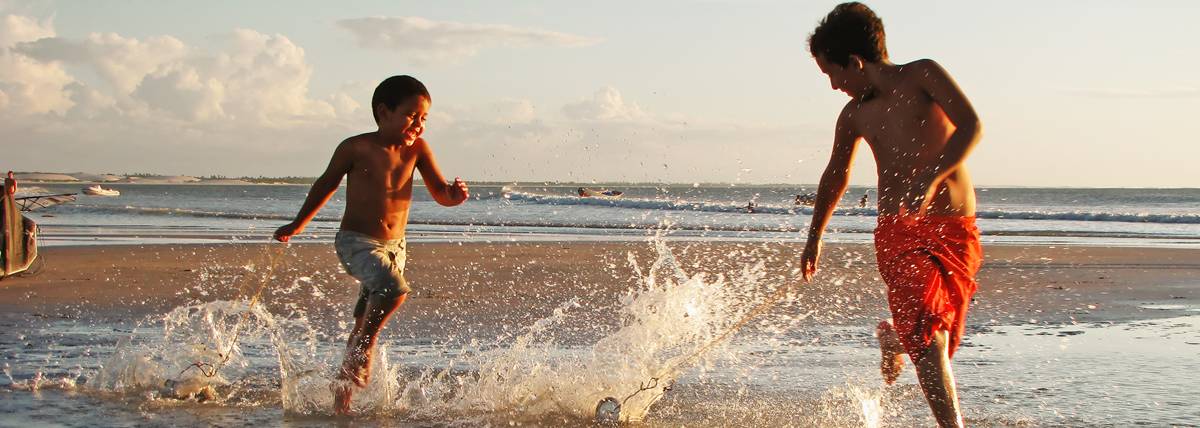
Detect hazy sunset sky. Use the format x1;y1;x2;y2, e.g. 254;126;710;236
1;0;1197;187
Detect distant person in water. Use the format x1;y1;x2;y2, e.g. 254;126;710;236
859;192;870;208
798;3;983;427
274;75;469;415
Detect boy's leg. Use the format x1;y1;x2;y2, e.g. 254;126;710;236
911;329;963;428
333;311;365;415
875;320;905;384
333;292;407;415
344;292;407;378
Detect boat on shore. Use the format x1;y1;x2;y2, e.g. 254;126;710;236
2;172;39;280
82;185;120;196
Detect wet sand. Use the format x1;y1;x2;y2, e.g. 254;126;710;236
2;241;1199;426
3;241;1197;330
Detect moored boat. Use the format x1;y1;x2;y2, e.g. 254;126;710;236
82;185;120;196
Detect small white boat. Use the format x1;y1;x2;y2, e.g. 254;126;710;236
82;185;120;196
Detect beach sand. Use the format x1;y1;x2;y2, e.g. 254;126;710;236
3;241;1197;332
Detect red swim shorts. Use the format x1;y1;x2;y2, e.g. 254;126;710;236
874;215;983;358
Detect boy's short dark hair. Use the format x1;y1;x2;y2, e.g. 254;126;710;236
808;2;888;67
372;75;431;123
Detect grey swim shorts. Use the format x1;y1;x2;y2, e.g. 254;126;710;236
334;230;410;317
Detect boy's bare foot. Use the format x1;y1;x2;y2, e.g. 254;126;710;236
339;349;371;387
332;351;371;415
876;320;905;385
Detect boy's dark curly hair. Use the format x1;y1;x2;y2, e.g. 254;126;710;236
808;2;888;66
372;75;431;123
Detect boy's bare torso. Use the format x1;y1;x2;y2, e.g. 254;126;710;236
340;133;420;240
847;60;976;217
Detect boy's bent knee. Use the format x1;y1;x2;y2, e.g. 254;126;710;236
914;330;951;365
352;275;409;318
363;292;406;316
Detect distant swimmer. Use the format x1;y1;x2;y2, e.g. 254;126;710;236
794;192;817;207
859;192;870;208
579;187;624;198
799;3;983;427
746;200;758;213
274;76;470;415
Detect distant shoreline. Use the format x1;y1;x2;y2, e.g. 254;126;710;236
25;180;308;185
12;172;313;185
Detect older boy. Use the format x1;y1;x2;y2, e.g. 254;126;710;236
274;75;469;414
798;3;983;427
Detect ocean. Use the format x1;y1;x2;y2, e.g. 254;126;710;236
19;183;1200;247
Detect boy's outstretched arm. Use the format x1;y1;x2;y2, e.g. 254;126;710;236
274;140;354;242
413;138;469;206
907;59;983;213
801;109;861;282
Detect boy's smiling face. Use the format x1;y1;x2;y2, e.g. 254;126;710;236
378;95;430;146
815;55;871;99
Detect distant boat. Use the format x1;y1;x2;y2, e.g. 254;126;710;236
82;185;120;196
577;187;623;198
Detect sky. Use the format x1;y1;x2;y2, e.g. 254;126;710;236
0;0;1197;187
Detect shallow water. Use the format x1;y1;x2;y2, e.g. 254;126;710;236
2;241;1198;426
4;315;1198;426
24;183;1200;248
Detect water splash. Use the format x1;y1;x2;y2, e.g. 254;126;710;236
51;237;804;423
87;298;322;406
342;237;783;422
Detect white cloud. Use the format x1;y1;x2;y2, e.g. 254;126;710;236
0;15;363;176
561;86;647;122
132;67;224;121
0;46;73;115
198;29;337;126
62;81;116;120
3;20;343;128
0;13;811;183
0;13;51;47
0;14;74;115
336;16;600;66
16;32;187;92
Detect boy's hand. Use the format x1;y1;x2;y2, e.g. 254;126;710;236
451;177;470;203
273;222;304;242
800;239;822;282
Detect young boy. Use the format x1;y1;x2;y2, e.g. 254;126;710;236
798;3;983;427
273;75;469;414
